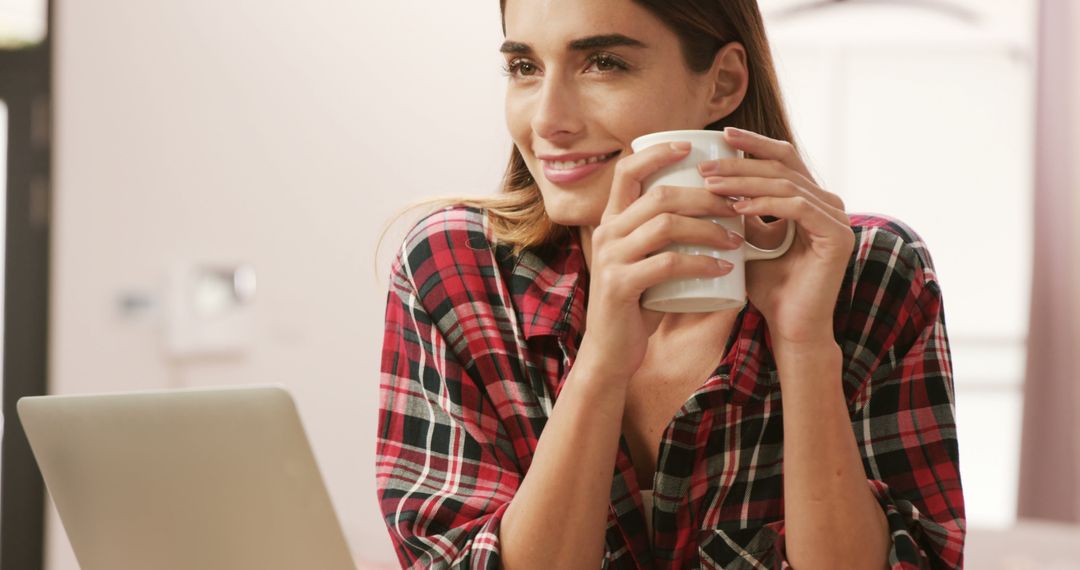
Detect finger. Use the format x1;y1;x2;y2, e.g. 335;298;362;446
732;195;851;240
617;214;743;261
704;176;847;225
604;185;738;239
721;127;814;182
698;156;844;211
603;142;693;221
624;251;734;293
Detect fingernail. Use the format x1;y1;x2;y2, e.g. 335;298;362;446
729;233;744;246
724;127;742;138
704;176;725;188
732;200;751;211
716;259;734;270
670;141;692;152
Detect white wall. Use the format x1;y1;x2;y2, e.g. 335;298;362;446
51;1;508;567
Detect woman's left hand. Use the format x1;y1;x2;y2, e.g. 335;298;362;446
698;127;855;348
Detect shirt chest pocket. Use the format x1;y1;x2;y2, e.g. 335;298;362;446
694;478;787;568
697;521;787;569
694;415;787;567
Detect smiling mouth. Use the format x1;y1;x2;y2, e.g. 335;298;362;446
544;150;621;171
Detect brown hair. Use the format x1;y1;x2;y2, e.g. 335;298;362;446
421;0;795;254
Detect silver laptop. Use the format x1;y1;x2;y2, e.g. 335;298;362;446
18;386;357;570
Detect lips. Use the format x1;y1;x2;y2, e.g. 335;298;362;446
540;150;621;185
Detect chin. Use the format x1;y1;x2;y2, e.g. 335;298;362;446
539;185;605;228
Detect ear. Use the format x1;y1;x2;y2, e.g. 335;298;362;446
703;42;749;124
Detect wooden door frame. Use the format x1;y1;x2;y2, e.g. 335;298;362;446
0;3;52;569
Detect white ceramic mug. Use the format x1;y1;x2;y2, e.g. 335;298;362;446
630;129;796;313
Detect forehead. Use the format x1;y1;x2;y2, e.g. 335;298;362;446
502;0;670;48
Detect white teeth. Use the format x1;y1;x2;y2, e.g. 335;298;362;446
548;152;613;170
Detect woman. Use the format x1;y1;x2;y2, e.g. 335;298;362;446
376;0;965;568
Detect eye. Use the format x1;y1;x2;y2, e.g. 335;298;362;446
586;53;629;73
502;58;540;79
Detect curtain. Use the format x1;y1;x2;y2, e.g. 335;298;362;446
1016;0;1080;523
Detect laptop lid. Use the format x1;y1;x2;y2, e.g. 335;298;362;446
18;385;356;570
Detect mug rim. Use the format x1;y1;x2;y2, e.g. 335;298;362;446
630;129;726;151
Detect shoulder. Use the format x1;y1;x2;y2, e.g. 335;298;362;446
396;205;495;272
846;213;940;299
387;205;526;333
390;204;506;291
838;214;946;379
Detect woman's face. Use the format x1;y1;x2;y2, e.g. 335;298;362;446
502;0;741;228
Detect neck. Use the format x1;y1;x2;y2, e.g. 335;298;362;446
579;225;596;270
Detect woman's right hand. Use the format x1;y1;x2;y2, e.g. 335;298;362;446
576;141;744;383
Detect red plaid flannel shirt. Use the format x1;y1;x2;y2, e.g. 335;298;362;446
376;206;965;568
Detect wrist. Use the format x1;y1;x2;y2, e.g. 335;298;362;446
773;336;841;355
567;350;631;397
773;338;843;373
573;334;636;383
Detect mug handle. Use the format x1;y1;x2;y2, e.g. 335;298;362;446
743;218;796;261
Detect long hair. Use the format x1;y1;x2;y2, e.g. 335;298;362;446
421;1;795;255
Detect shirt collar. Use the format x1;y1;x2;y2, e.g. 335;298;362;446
507;230;784;406
508;231;588;342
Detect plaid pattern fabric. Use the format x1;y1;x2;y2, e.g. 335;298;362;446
376;206;965;569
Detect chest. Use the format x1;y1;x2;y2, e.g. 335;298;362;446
620;337;729;490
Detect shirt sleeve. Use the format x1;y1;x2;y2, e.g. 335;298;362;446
844;218;966;569
375;231;520;569
757;219;966;570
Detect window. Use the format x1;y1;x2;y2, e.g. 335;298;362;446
0;0;47;48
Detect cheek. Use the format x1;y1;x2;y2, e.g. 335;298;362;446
505;92;532;145
580;88;640;134
582;83;694;143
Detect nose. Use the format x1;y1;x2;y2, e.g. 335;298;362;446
530;75;585;144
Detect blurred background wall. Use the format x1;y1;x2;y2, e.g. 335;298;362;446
48;0;508;566
0;0;1073;568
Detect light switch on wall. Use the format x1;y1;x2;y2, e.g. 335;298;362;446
165;263;257;358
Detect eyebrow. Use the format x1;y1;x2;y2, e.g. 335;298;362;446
499;34;648;55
